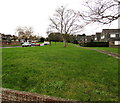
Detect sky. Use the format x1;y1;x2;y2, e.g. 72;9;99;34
0;0;118;37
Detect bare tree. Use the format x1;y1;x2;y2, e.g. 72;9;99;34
81;0;120;24
16;26;34;42
48;6;84;47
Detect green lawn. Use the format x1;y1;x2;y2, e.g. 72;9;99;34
2;43;118;101
88;47;120;54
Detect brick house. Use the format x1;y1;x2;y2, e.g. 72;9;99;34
100;29;120;47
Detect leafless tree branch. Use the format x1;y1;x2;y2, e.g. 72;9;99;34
48;6;84;47
81;0;119;24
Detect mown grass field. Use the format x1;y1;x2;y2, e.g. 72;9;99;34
88;47;120;54
2;42;118;101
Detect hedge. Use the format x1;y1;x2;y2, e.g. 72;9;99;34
80;42;109;47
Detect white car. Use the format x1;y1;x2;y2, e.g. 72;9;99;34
43;42;50;45
22;42;31;47
40;43;44;46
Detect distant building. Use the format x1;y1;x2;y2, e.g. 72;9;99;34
100;29;120;47
94;32;101;42
0;33;20;46
85;36;92;42
91;35;95;42
76;34;86;43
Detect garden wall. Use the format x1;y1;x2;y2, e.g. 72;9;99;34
2;41;21;46
1;88;77;102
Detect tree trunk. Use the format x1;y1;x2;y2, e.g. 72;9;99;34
49;41;51;46
62;34;67;47
64;40;67;47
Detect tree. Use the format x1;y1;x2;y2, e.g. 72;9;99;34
16;26;34;42
48;6;84;47
48;32;63;43
12;35;18;41
81;0;120;24
40;37;45;42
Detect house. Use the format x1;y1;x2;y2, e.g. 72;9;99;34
84;36;93;42
91;35;95;42
0;33;20;46
100;29;120;47
76;34;86;43
94;32;101;42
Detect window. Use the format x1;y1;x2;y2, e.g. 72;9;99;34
110;34;116;38
95;38;97;40
101;35;105;39
118;34;120;37
115;41;120;45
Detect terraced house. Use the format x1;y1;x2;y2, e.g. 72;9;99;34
94;32;101;42
100;29;120;47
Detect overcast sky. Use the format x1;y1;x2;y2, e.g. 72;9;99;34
0;0;118;37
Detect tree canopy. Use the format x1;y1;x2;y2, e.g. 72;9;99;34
16;26;34;42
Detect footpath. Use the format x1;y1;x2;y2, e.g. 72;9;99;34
74;45;120;60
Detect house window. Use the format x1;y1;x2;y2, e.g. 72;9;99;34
95;38;97;40
118;34;120;37
115;41;120;45
101;35;105;39
110;34;116;38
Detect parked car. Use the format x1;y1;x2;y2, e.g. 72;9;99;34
22;42;31;47
35;43;40;46
31;43;35;46
31;42;36;46
43;42;50;45
40;43;44;46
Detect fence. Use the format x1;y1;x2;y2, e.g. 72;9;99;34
1;88;78;102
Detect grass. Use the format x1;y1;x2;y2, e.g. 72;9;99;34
2;42;119;101
86;47;120;54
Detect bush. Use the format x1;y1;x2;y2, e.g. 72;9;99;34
73;40;78;44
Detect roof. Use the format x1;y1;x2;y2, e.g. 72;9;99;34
102;29;120;33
